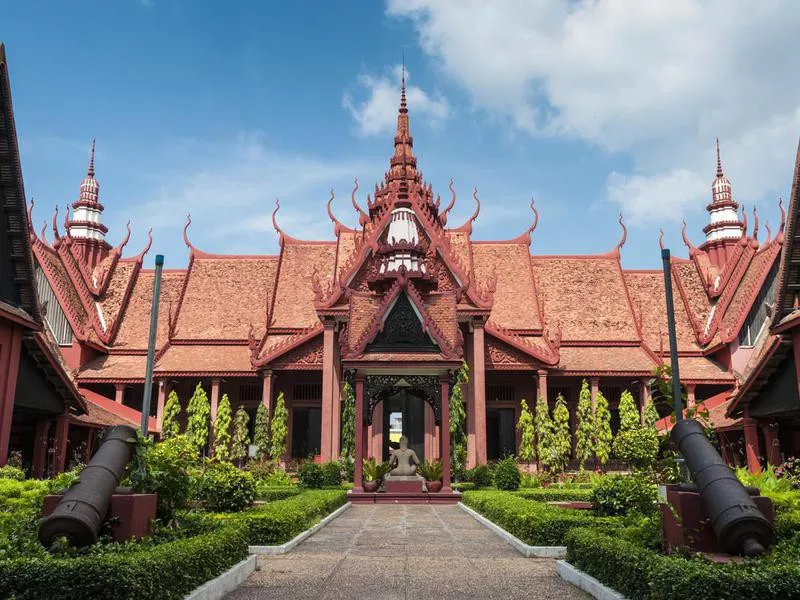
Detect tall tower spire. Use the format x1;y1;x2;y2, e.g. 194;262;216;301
701;138;744;268
68;139;110;266
388;63;417;190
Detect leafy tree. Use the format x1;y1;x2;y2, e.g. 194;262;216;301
575;380;595;470
644;401;659;429
253;402;270;460
594;390;613;469
534;396;553;470
340;381;355;461
618;389;640;433
550;394;572;473
450;361;469;478
231;406;251;466
212;394;233;461
516;399;536;464
270;391;288;462
186;382;211;457
161;390;181;440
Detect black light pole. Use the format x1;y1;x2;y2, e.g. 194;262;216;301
660;248;684;422
141;254;164;436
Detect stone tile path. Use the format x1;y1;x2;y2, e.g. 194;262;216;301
226;504;587;600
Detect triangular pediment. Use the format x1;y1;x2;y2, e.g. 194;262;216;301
366;292;440;353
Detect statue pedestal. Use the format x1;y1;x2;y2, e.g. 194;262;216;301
385;476;424;493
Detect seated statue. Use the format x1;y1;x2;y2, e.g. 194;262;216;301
387;436;420;476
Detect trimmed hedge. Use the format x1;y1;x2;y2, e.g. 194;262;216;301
452;482;476;492
565;527;800;600
0;519;248;600
231;489;347;545
257;486;301;502
515;488;593;502
462;490;615;545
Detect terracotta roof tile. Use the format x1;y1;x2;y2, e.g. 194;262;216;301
426;294;459;348
73;388;157;431
78;354;148;381
336;232;358;276
473;243;540;329
446;231;472;274
97;260;136;329
624;271;699;351
113;271;184;349
556;345;655;374
532;257;637;341
176;257;277;339
666;356;734;381
35;246;89;332
155;345;254;374
272;243;336;327
347;295;380;345
672;261;712;333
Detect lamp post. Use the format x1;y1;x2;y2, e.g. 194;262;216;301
660;249;683;422
141;254;164;436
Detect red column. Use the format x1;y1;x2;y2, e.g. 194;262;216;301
639;379;651;425
114;383;125;404
210;378;220;422
743;413;761;474
331;339;341;458
537;369;549;403
31;419;51;478
261;370;273;410
371;401;383;460
353;373;365;493
156;379;169;433
468;321;487;467
0;324;23;466
52;413;70;474
440;374;452;493
686;384;696;408
320;321;335;461
424;401;437;460
590;377;600;412
762;422;781;466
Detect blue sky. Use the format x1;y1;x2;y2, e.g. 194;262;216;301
3;1;799;269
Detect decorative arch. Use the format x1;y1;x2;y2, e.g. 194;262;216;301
363;374;442;425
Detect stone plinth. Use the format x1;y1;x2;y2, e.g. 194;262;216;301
384;476;424;493
43;493;157;541
660;486;774;554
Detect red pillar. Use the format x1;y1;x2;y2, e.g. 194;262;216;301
320;321;335;461
371;401;383;460
114;383;125;404
52;413;70;474
31;419;51;478
468;321;487;467
210;378;220;422
261;370;273;410
156;379;169;433
743;412;761;474
0;324;23;466
686;384;696;408
639;379;651;425
440;373;452;493
331;338;341;458
424;401;438;460
353;373;365;493
537;369;549;404
762;422;781;466
590;377;600;412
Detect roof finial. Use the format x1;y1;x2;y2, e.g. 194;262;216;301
400;52;407;113
716;137;723;178
88;138;96;178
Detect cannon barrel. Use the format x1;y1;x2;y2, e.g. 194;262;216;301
38;425;136;548
671;419;774;556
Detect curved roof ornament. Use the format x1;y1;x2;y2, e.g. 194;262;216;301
681;220;698;257
350;178;369;228
614;213;627;254
63;204;72;241
739;205;749;246
514;196;540;246
440;178;457;226
51;205;61;245
777;197;786;244
271;198;285;246
763;220;772;246
113;221;132;255
27;197;35;235
40;221;49;246
183;213;193;248
751;206;759;248
462;187;481;235
133;228;153;262
659;228;665;251
326;188;348;236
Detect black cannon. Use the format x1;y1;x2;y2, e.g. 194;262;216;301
671;418;774;556
38;425;136;548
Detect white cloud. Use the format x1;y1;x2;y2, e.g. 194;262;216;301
387;0;800;223
343;65;450;136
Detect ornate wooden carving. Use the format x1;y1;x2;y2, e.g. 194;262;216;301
364;374;441;425
272;339;323;369
485;338;536;369
365;293;440;353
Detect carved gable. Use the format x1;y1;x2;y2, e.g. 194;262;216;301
366;293;440;353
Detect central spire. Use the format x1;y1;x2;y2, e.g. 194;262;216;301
389;64;417;186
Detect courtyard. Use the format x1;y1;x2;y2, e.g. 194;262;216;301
227;504;587;600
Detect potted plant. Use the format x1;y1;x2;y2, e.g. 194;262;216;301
362;458;390;492
418;459;444;493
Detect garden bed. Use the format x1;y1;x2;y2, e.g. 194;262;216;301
515;487;594;503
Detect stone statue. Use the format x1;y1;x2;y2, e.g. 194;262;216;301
388;436;420;476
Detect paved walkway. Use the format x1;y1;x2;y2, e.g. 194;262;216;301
226;504;587;600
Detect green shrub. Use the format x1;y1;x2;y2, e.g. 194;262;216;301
468;464;493;488
0;518;248;599
452;481;475;491
230;489;347;545
297;461;325;489
320;461;343;487
515;488;593;502
520;473;542;488
256;486;300;502
613;428;660;470
462;490;616;545
246;459;276;480
260;468;294;487
0;466;25;481
591;474;657;516
196;461;256;512
128;434;197;521
417;459;443;482
493;456;521;491
736;464;794;494
566;527;800;600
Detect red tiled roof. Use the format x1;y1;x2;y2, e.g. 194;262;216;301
671;261;713;337
532;257;637;341
113;270;184;349
446;230;473;275
79;354;148;381
96;260;137;331
656;390;738;433
271;242;337;327
665;356;734;382
556;345;656;374
155;344;254;374
74;387;157;431
473;242;541;329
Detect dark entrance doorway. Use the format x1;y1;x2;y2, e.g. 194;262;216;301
291;407;321;459
381;389;425;462
487;407;515;460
